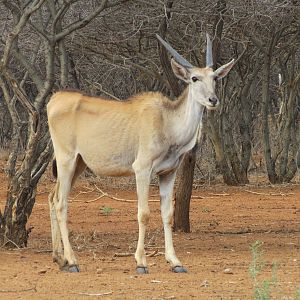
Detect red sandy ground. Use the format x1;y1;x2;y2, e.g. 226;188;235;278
0;171;299;300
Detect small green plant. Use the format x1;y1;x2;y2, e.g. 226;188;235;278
296;289;300;300
101;206;114;216
202;207;211;213
249;240;278;300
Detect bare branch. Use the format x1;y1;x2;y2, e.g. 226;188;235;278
4;71;37;118
0;76;21;178
10;46;44;91
0;0;46;68
54;0;130;42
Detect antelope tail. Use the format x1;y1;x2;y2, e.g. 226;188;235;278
52;159;57;179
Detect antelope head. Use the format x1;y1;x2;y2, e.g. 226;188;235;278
156;34;235;110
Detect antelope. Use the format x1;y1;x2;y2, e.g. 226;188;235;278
47;34;235;274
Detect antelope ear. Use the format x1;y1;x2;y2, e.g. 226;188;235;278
214;59;235;79
171;58;191;83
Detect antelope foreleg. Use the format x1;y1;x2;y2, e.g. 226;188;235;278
159;171;187;273
133;164;151;274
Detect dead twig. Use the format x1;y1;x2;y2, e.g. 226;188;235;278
0;287;37;293
113;252;133;258
70;184;162;203
1;237;20;249
94;185;136;202
191;193;230;199
146;250;158;257
145;246;165;249
191;195;205;199
208;192;230;196
85;194;105;203
93;184;160;203
74;291;113;297
112;250;164;259
191;195;219;199
69;199;84;203
69;188;96;200
244;189;294;196
147;250;164;257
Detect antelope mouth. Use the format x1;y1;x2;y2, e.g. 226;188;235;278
206;103;219;110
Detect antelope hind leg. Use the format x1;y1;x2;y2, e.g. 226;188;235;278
52;159;80;272
49;188;64;264
49;191;79;272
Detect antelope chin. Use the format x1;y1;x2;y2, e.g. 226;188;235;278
205;104;219;111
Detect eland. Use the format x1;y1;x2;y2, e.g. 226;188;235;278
47;34;235;273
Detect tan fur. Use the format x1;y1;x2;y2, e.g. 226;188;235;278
47;58;234;273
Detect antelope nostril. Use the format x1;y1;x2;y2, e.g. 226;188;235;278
209;97;218;106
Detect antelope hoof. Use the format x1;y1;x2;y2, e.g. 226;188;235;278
68;265;80;272
136;266;149;274
61;264;80;273
172;266;187;273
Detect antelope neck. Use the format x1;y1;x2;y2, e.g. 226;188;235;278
172;85;204;144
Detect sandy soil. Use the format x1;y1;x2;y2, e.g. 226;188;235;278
0;174;299;300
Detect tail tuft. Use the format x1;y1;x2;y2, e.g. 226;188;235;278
52;159;57;178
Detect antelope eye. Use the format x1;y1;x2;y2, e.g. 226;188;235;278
191;76;198;82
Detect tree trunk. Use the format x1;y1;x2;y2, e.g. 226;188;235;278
261;38;278;184
277;71;300;182
0;116;52;247
221;103;249;184
1;179;36;247
173;144;198;232
207;110;239;185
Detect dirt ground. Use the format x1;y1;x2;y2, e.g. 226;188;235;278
0;171;299;300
